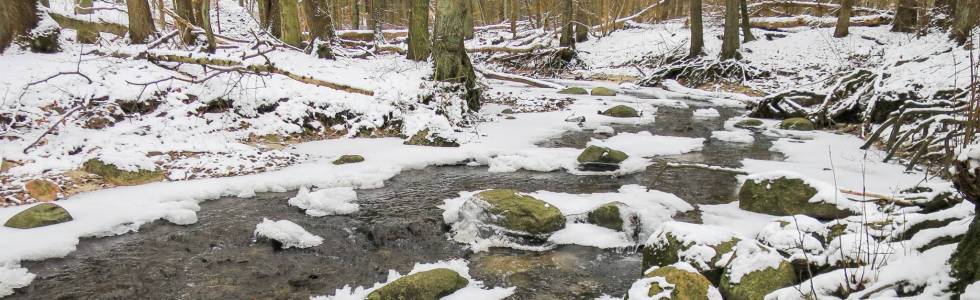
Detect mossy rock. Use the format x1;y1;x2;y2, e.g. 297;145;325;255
739;177;854;220
476;189;566;235
25;179;60;202
734;119;764;129
600;105;640;118
644;266;714;300
642;234;739;282
366;268;469;300
558;87;589;95
778;117;815;131
719;260;796;300
28;29;61;53
4;203;73;229
591;87;618;96
587;202;625;231
333;154;365;165
82;159;165;186
501;108;515;114
404;129;460;147
577;146;629;164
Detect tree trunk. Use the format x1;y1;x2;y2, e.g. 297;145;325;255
279;0;302;46
689;0;704;57
738;0;754;42
463;0;475;39
559;0;574;48
175;0;196;44
303;0;334;41
199;0;216;52
352;0;361;29
575;0;589;42
407;0;430;60
509;0;517;38
950;158;980;296
433;0;480;111
951;0;978;45
258;0;282;37
0;0;42;52
834;0;854;37
76;0;99;43
127;0;156;43
719;0;740;60
371;0;384;42
891;0;917;32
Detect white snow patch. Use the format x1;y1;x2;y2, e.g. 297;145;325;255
711;130;755;144
311;259;514;300
253;218;323;249
725;241;787;284
0;263;35;298
288;186;360;217
591;131;704;157
692;108;721;118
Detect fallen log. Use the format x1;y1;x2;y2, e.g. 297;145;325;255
336;30;408;42
748;0;891;17
467;43;546;54
476;68;565;89
48;12;129;37
750;14;892;30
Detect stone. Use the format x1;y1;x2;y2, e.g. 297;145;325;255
557;87;588;95
642;222;741;282
600;105;640;118
738;176;854;220
591;87;618;96
719;259;796;300
576;146;629;171
333;155;365;165
25;179;60;202
734;119;764;129
778;117;815;131
404;129;460;147
587;202;625;231
4;203;73;229
366;268;469;300
82;159;166;186
644;266;714;300
476;189;566;235
501;108;515;114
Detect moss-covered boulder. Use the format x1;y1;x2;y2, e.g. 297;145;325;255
577;146;629;172
501;108;515;114
644;265;715;300
404;129;460;147
476;189;566;235
778;117;815;131
366;268;468;300
734;119;764;129
25;179;60;202
600;105;640;118
332;155;365;165
4;203;73;229
642;222;740;281
591;87;618;96
558;87;589;95
82;159;165;186
587;202;626;231
719;251;796;300
739;176;854;220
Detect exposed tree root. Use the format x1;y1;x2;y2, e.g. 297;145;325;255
639;57;769;87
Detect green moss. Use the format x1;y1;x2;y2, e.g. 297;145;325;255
82;159;165;186
4;203;73;229
501;108;515;114
600;105;640;118
738;177;854;220
735;119;764;128
577;146;629;164
558;87;589;95
591;87;618;96
477;189;566;235
720;260;796;300
644;266;713;300
778;117;815;131
366;268;469;300
587;202;624;231
333;154;365;165
404;129;460;147
642;234;740;277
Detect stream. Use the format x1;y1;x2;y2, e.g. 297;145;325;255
9;105;784;300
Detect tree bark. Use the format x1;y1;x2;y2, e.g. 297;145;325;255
371;0;384;42
0;0;41;52
351;0;361;29
303;0;334;41
509;0;518;38
407;0;430;61
891;0;917;32
950;158;980;296
175;0;196;44
559;0;574;48
575;0;589;42
738;0;754;42
259;0;282;37
279;0;302;46
951;0;978;45
930;0;953;30
433;0;480;111
834;0;854;37
689;0;704;57
200;0;216;52
76;0;99;43
127;0;156;43
463;0;475;39
720;0;740;60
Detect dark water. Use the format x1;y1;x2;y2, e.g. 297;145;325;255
11;104;779;300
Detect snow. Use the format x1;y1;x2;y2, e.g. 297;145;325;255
711;130;755;144
742;170;863;213
0;263;34;298
725;241;787;284
964;282;980;300
311;259;514;300
756;216;827;263
590;131;705;157
288;186;360;217
548;223;633;248
252;218;323;249
692;108;721;118
699;202;778;238
625;263;724;300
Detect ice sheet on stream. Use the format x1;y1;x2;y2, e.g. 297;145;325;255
311;259;514;300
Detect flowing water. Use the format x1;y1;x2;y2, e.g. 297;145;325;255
10;105;783;300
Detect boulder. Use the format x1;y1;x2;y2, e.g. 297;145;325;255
4;203;73;229
82;159;165;186
333;154;365;165
587;202;626;231
577;146;629;171
404;129;460;147
367;268;469;300
642;222;740;282
719;242;796;300
501;108;515;114
475;189;566;235
644;265;715;300
558;87;589;95
25;179;60;201
778;117;814;131
591;87;618;96
600;105;640;118
739;176;854;220
734;119;764;129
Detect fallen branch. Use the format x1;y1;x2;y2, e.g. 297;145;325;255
476;68;565;89
467;43;546;54
48;12;128;36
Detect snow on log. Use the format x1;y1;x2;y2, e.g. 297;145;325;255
476;68;566;89
47;12;128;37
750;14;892;30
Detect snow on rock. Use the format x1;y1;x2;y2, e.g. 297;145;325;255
590;131;705;157
288;186;360;217
725;241;787;284
964;282;980;300
848;244;959;299
252;218;323;249
699;202;778;238
692;108;721;118
742;170;864;214
547;223;632;249
311;259;514;300
756;215;827;263
710;130;755;144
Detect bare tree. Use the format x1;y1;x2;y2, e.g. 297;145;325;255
720;0;740;59
0;0;43;52
303;0;335;41
834;0;854;37
433;0;479;110
689;0;704;57
951;0;979;45
738;0;754;42
351;0;361;29
127;0;157;43
559;0;574;48
891;0;917;32
407;0;430;60
279;0;302;46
